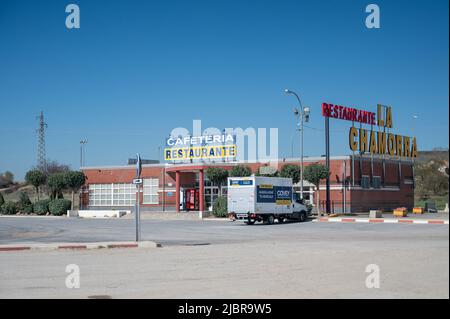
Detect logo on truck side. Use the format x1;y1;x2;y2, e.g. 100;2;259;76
257;186;292;205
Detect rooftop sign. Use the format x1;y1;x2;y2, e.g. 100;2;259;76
164;134;237;161
322;103;417;158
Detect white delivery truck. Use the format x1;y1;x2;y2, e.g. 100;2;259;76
227;176;309;225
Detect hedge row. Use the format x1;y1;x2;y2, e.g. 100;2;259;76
0;198;71;216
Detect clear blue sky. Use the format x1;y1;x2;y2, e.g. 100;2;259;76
0;0;448;181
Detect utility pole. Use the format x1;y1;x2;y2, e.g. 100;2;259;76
36;111;47;171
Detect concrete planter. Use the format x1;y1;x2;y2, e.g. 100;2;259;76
369;210;383;218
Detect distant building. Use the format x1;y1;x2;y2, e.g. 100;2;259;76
81;155;414;213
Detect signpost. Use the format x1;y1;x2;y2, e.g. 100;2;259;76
324;115;331;215
134;153;142;242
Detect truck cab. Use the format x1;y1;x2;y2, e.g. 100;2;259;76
292;192;309;222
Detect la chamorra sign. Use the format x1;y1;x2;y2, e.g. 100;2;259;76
322;103;418;158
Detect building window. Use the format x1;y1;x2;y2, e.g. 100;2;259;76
89;184;112;206
89;183;136;206
361;175;370;189
372;176;381;189
143;178;159;204
112;183;136;206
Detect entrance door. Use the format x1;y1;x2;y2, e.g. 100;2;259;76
204;186;220;211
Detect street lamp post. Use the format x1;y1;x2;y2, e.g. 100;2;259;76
80;139;88;168
284;89;310;200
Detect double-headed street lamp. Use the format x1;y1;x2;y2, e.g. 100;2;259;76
284;89;310;200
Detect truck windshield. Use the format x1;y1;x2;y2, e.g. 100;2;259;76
293;193;303;204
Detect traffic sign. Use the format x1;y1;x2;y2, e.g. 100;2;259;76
133;178;143;185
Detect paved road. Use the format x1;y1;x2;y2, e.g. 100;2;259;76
0;217;448;298
0;216;447;246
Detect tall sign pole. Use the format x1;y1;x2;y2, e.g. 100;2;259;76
325;115;331;215
134;153;142;242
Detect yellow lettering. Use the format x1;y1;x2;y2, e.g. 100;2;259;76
377;104;384;127
369;130;378;154
349;127;358;151
378;131;386;155
387;134;396;156
386;107;393;128
403;136;411;157
360;129;368;153
411;137;418;158
396;135;403;157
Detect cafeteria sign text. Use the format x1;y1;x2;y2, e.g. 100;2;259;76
322;103;418;158
165;134;236;161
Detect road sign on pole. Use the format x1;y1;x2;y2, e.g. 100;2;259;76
135;153;142;242
136;153;142;179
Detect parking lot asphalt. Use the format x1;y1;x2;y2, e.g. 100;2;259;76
0;216;448;298
0;216;448;247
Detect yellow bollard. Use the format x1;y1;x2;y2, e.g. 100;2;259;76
413;207;424;214
393;207;408;217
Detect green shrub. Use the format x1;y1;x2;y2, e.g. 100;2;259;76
0;192;4;207
17;192;33;214
20;204;34;214
229;165;252;177
48;199;71;216
33;199;51;215
212;196;228;218
1;201;18;215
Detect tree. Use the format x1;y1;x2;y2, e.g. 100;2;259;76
0;171;14;188
229;165;252;177
279;164;301;184
3;171;13;184
205;167;228;196
25;170;47;201
303;164;330;217
17;192;33;214
64;171;86;210
47;173;67;200
35;160;71;175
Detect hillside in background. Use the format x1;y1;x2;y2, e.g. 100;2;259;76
416;149;449;164
414;148;449;210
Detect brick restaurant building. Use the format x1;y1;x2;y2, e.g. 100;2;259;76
81;155;414;213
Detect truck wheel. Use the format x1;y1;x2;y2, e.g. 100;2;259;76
299;211;307;222
246;219;255;225
267;215;275;225
278;217;284;223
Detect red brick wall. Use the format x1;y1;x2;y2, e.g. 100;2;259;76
82;157;414;212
